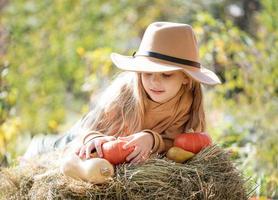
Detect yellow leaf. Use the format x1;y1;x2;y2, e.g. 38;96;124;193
1;120;18;141
48;120;58;131
76;47;85;56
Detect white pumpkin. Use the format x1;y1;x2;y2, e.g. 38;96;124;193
61;153;114;184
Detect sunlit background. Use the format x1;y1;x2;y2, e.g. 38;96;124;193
0;0;277;198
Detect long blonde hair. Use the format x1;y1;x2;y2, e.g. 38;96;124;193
80;71;206;136
184;77;206;132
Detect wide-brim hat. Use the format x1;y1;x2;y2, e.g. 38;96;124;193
111;22;221;85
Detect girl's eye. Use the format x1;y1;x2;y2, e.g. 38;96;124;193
162;73;172;78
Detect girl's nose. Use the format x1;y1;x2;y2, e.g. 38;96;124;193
150;74;161;85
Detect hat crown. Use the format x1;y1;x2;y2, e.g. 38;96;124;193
138;22;199;62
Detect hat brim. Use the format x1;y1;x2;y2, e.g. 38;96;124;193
111;53;221;85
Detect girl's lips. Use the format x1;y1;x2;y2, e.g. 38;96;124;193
150;88;165;94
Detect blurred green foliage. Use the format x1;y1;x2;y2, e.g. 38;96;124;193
0;0;277;198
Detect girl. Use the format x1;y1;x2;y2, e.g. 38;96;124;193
71;21;221;164
23;21;221;165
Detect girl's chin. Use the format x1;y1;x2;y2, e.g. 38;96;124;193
149;96;167;103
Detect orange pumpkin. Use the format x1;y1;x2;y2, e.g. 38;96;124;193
174;132;212;154
91;139;134;165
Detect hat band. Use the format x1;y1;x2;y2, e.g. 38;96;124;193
133;51;201;68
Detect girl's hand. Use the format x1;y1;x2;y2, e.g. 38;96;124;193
119;132;154;164
75;136;116;159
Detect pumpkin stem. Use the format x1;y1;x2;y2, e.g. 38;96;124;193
100;167;112;177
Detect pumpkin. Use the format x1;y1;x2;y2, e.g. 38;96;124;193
90;139;135;165
61;153;114;184
174;131;212;154
166;146;195;163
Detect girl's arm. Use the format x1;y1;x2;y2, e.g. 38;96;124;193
141;129;165;154
142;118;187;154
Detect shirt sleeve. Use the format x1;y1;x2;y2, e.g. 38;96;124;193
142;117;188;154
82;130;106;145
141;129;165;154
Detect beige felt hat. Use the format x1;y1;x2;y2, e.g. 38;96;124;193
111;22;221;85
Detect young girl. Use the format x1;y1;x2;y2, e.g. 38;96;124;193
70;21;221;164
23;21;221;165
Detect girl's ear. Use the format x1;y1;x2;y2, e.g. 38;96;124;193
182;72;190;85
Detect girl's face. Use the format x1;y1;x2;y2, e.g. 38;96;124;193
141;71;188;103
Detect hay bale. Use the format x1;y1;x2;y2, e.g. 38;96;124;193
0;145;252;200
